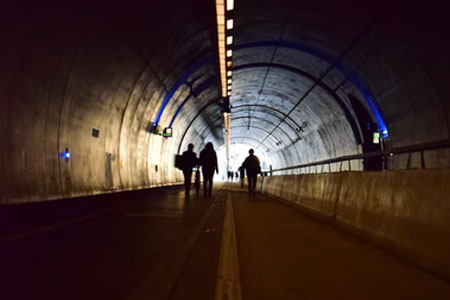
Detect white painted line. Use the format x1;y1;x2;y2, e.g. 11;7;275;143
0;210;109;244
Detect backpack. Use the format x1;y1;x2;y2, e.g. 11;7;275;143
174;154;184;170
244;156;261;174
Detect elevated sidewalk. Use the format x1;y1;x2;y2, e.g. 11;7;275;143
225;183;450;300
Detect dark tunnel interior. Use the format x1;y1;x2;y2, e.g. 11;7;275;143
1;0;449;201
2;0;450;299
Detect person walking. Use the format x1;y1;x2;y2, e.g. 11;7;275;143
242;149;261;196
200;142;218;197
238;166;245;188
194;167;201;196
181;143;197;197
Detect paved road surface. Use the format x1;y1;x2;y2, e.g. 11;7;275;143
2;183;450;300
0;185;225;300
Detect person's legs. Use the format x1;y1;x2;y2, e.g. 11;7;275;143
195;174;200;196
183;170;192;196
203;178;208;196
251;175;257;195
247;176;252;194
208;176;213;196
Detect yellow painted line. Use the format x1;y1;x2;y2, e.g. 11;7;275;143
215;185;242;300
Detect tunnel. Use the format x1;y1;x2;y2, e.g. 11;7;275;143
1;0;450;299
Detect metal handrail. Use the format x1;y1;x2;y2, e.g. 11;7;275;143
271;139;450;173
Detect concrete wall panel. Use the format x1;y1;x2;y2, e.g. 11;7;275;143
262;170;450;280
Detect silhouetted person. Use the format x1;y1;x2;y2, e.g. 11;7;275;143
238;166;245;188
242;149;261;196
182;143;197;197
230;171;234;182
200;142;218;197
194;167;201;196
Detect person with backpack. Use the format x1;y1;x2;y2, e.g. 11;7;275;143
181;143;197;197
242;149;261;196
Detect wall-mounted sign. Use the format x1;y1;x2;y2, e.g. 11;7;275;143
163;127;173;138
373;132;380;144
92;128;100;138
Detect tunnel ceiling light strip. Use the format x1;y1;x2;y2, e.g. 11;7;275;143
215;0;234;98
216;0;234;170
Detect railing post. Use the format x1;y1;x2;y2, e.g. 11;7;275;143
420;151;426;169
348;160;352;171
406;152;412;169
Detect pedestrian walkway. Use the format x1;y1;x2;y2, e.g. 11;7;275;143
227;183;450;300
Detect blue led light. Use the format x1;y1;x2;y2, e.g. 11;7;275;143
60;150;71;160
153;57;212;128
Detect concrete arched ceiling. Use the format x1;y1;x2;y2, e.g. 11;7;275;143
216;0;450;169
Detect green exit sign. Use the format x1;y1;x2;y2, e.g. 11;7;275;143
373;132;380;144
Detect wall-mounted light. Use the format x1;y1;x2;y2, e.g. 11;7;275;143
163;127;173;138
60;147;71;162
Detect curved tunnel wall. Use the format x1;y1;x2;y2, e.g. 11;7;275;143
1;0;450;204
0;0;223;204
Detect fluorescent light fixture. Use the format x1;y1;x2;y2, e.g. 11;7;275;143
227;85;232;90
227;36;233;45
227;19;234;30
227;70;232;77
226;49;232;57
227;91;231;96
227;61;232;67
228;79;232;84
227;0;234;11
